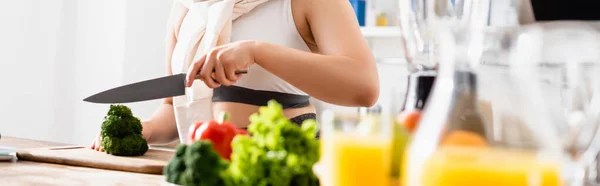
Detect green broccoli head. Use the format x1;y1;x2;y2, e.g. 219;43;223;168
164;144;188;184
164;157;186;184
107;104;133;118
101;134;148;156
100;104;148;156
174;143;188;157
100;115;143;138
164;141;230;186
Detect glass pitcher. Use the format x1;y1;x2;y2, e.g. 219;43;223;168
508;23;600;186
402;1;568;186
397;0;466;128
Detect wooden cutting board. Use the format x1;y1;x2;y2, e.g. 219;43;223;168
16;146;175;175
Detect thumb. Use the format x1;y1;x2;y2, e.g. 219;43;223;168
186;55;207;87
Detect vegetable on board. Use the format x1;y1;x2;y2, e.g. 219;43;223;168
100;105;148;156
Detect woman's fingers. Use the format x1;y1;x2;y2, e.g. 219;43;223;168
235;74;243;81
186;55;207;87
215;61;234;86
222;61;239;82
91;133;97;149
93;134;101;151
200;50;221;88
186;47;245;88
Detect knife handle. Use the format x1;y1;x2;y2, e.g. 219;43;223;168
196;70;248;79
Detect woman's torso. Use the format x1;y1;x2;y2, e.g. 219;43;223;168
172;0;317;127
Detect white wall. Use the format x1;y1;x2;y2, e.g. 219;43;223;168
0;0;171;145
70;0;172;145
0;0;407;145
70;0;128;145
0;0;65;142
121;0;173;120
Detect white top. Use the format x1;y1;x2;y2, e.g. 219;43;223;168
171;0;311;98
169;0;311;144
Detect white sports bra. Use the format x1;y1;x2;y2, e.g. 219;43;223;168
171;0;311;97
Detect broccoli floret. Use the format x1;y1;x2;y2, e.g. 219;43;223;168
164;157;185;183
100;115;142;138
164;144;188;184
174;143;188;157
101;134;148;156
107;104;133;118
100;104;148;156
164;141;230;186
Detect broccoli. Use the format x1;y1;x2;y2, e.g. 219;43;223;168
164;141;230;186
100;105;148;156
101;134;148;156
165;144;188;184
101;115;142;138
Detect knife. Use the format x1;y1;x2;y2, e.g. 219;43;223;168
83;70;247;104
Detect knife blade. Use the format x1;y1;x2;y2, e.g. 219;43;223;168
84;70;247;104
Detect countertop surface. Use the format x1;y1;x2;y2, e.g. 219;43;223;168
0;136;166;186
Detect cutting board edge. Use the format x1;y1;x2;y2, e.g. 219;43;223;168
16;149;167;175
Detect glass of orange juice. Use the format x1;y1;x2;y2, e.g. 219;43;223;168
317;108;395;186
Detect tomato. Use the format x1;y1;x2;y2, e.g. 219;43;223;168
236;128;249;135
187;112;248;160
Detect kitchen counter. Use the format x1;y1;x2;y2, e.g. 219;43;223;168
0;137;165;185
1;137;403;186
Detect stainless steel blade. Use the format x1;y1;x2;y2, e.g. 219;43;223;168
83;73;187;104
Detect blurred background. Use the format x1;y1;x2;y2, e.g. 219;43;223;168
0;0;408;145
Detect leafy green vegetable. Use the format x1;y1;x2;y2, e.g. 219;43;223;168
164;141;230;186
223;100;321;186
100;104;148;156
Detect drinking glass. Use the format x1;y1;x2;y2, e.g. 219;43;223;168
509;23;600;186
396;0;473;128
315;96;400;186
172;84;214;144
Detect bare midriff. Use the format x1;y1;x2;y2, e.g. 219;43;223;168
212;102;316;128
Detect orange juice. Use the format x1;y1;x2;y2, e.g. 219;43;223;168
323;132;392;186
421;146;562;186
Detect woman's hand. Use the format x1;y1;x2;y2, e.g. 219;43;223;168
186;40;257;88
91;133;104;152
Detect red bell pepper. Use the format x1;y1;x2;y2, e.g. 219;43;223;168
236;128;249;135
186;112;247;160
